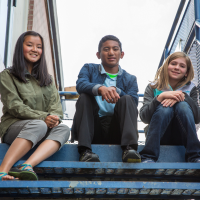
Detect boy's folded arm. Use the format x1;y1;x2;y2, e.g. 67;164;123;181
116;76;139;106
76;64;102;96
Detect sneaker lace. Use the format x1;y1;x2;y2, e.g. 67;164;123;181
85;149;93;154
126;145;133;150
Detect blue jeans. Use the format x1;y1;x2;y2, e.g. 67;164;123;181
140;101;200;162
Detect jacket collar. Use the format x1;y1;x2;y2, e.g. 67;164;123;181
25;64;39;77
24;68;30;75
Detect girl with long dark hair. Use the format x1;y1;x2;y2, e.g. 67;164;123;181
0;31;70;180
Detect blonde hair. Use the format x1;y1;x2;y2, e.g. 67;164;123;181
151;52;194;90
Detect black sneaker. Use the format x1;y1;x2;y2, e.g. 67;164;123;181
122;147;141;163
79;149;100;162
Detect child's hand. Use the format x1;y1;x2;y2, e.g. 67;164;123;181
98;86;120;103
161;98;178;107
45;115;59;128
51;120;59;128
157;91;184;102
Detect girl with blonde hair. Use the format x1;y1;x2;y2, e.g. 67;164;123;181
140;52;200;163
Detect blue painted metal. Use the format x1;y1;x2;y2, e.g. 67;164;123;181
59;91;79;96
164;47;168;60
194;0;200;42
158;0;186;68
0;143;186;162
2;160;198;170
59;91;144;97
1;143;199;182
0;141;199;198
0;181;200;199
1;143;200;181
183;27;195;53
138;130;144;133
168;0;193;54
0;181;200;190
197;41;200;94
183;0;200;52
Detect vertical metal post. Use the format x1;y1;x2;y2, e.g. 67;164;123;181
164;48;168;60
13;0;17;7
194;0;200;42
3;0;12;68
46;0;60;89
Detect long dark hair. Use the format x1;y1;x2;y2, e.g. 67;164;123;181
11;31;52;86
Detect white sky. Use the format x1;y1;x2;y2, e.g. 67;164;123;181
57;0;181;93
57;0;184;140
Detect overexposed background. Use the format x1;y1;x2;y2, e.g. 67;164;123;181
57;0;181;141
57;0;181;92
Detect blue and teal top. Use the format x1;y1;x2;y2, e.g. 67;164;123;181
153;82;193;97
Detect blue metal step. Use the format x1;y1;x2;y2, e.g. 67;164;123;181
0;144;186;162
0;144;200;181
0;181;199;198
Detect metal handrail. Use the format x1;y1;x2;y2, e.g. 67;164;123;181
59;91;144;97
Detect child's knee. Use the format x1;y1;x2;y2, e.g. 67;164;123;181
156;104;173;117
28;120;48;139
175;101;191;114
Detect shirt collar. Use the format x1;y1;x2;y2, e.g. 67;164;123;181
100;64;106;74
100;64;123;75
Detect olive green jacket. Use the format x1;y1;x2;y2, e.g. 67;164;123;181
0;69;63;139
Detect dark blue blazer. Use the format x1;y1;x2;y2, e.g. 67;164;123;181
76;63;139;106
